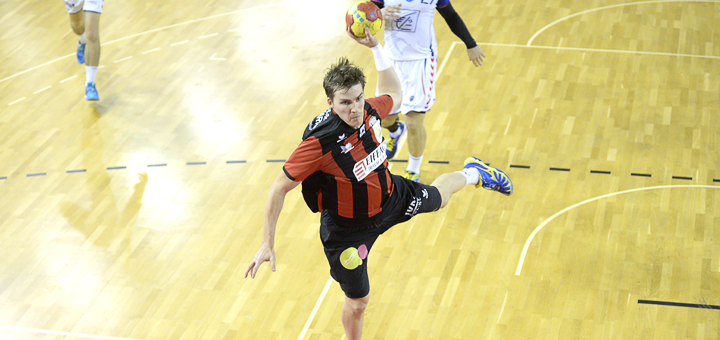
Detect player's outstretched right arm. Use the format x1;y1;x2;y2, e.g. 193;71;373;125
245;172;300;279
346;27;402;112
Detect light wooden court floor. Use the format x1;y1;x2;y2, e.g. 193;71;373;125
0;0;718;339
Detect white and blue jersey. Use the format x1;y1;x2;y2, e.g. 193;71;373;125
373;0;450;61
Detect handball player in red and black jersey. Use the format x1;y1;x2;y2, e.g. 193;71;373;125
245;26;514;340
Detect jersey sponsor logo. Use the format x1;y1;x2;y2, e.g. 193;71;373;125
341;142;354;154
353;143;387;181
337;133;347;143
405;197;422;216
309;109;332;131
388;10;420;32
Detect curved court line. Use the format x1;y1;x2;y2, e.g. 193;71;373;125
515;184;720;276
0;1;290;84
527;0;720;46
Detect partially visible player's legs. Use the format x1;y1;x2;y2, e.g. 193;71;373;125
404;110;426;182
83;11;101;100
341;295;369;340
68;10;87;64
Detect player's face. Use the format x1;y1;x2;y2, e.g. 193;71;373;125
328;84;365;129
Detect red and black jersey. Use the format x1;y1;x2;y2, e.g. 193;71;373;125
283;96;394;227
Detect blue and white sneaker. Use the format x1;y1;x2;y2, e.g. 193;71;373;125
403;170;420;183
77;41;86;64
386;120;406;159
85;83;99;101
463;157;513;195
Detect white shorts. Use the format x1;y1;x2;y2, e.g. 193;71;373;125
65;0;104;14
389;57;437;115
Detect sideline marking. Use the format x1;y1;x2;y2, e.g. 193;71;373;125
297;277;334;340
142;47;161;54
114;56;133;63
481;42;720;60
527;0;720;46
0;325;140;340
638;299;720;310
60;75;78;83
515;185;720;276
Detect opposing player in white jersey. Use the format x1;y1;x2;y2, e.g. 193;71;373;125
372;0;485;183
65;0;103;101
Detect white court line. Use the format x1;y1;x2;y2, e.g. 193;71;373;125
0;2;291;84
114;56;133;63
170;40;189;46
33;86;51;94
515;185;720;276
198;33;218;39
60;75;78;83
297;277;334;340
209;53;227;60
527;0;720;46
7;97;25;105
481;42;720;60
0;325;140;340
142;47;161;54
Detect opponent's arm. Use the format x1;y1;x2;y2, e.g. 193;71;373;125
437;2;486;67
245;172;300;278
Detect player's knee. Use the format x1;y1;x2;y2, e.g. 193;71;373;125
346;296;369;316
85;29;100;43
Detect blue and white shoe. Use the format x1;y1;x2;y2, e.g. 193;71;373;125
385;120;406;159
85;83;99;101
77;41;86;64
403;170;420;183
463;157;513;195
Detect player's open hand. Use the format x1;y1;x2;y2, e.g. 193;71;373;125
467;46;486;67
347;26;379;48
245;243;276;279
381;4;401;22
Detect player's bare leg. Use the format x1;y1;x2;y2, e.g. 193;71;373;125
83;11;101;100
431;172;468;208
404;111;426;181
342;295;369;340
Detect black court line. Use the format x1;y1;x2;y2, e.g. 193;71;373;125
549;167;570;172
590;170;611;174
510;165;530;169
187;162;206;165
147;164;167;167
638;299;720;310
107;166;126;170
715;179;720;183
1;176;7;180
428;161;449;164
631;173;652;177
67;169;87;173
226;160;247;164
27;173;46;177
389;159;408;163
672;176;692;180
266;160;285;163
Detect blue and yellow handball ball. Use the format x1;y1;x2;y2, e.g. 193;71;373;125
346;1;383;38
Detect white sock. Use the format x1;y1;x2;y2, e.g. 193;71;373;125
406;154;423;174
459;168;480;186
79;32;87;44
85;66;98;84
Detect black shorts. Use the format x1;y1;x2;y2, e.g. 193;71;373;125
319;174;442;299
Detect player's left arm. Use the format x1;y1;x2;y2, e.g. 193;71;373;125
437;1;486;67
